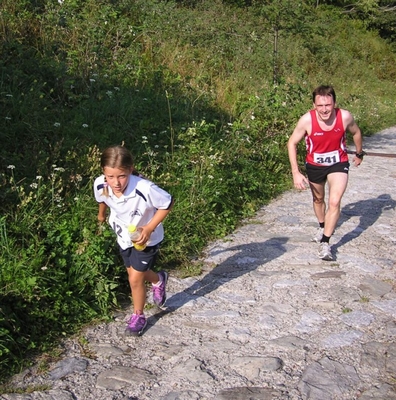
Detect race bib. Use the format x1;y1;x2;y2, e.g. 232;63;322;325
110;215;132;249
313;150;340;166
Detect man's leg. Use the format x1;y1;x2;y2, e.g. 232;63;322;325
309;180;326;224
323;172;348;237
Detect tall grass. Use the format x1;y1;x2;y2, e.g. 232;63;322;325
0;0;395;381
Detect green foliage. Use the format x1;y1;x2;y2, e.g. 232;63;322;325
316;0;396;43
153;116;291;264
0;0;396;381
0;160;122;379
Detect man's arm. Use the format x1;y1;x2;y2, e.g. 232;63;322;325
287;114;310;189
341;109;363;166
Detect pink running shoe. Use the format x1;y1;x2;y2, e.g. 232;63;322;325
152;271;168;307
125;313;147;336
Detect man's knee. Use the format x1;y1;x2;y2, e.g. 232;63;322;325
328;196;342;210
312;196;324;204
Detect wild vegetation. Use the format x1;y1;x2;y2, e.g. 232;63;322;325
1;0;395;382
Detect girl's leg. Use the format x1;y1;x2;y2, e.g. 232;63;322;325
126;268;159;312
144;269;160;285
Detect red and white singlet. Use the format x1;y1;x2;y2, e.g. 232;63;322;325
305;108;348;166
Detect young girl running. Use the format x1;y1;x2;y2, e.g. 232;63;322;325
94;145;174;336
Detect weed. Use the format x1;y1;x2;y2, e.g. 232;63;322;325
0;384;51;395
176;262;204;279
77;336;97;360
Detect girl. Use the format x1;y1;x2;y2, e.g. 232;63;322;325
94;145;174;336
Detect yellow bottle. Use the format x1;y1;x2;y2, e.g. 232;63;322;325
127;225;147;251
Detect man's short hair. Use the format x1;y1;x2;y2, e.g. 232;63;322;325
312;85;336;103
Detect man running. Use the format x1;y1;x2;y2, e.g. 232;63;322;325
287;85;364;260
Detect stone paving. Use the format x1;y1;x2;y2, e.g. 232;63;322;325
2;127;396;400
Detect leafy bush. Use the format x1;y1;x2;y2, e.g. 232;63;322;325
0;160;123;377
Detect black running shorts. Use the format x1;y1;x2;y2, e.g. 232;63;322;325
305;162;350;184
120;244;161;272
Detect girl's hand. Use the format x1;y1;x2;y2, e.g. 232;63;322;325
135;226;152;245
97;221;106;235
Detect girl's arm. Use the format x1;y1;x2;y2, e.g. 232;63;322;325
137;198;174;244
97;202;108;223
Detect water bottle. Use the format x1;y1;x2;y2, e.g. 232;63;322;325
127;225;146;251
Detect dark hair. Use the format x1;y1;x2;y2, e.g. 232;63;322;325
100;146;140;196
312;85;336;103
100;145;134;170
